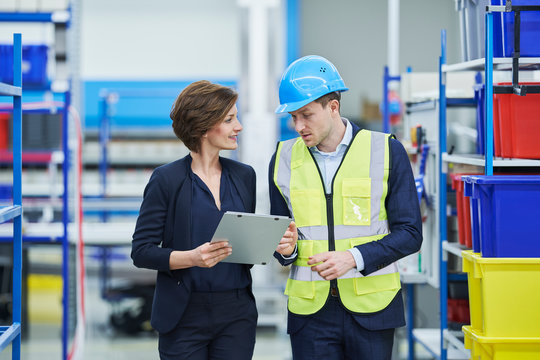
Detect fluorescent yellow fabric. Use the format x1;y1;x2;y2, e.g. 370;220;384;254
275;130;401;315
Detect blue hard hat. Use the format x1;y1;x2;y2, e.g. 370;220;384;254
275;55;349;114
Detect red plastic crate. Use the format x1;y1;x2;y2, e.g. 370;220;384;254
493;95;502;157
494;82;540;159
448;298;470;324
0;114;8;150
451;173;478;248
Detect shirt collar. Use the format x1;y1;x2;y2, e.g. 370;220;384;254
310;118;353;156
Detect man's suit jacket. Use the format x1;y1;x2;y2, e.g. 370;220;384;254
131;155;256;334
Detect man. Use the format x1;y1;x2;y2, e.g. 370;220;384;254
270;55;422;359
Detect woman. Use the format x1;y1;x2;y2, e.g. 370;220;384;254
131;80;258;359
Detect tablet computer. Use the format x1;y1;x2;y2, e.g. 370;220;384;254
211;211;291;265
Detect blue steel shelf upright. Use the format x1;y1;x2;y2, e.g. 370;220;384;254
0;33;23;360
0;9;74;360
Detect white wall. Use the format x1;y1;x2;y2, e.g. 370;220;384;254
1;0;464;119
80;0;241;79
301;0;461;120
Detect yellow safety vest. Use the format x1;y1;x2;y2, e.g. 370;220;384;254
273;129;401;315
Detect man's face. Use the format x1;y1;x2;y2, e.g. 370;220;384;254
289;101;333;148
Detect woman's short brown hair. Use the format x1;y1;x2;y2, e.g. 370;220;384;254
170;80;238;153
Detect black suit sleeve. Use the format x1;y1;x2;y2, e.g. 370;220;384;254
355;138;423;275
131;168;174;272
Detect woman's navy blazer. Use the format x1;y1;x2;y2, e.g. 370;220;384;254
131;155;256;334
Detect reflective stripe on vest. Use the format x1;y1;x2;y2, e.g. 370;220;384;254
274;129;401;315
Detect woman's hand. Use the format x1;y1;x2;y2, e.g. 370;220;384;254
191;241;232;268
169;241;232;270
276;221;298;257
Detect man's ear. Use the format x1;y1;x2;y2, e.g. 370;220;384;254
329;99;340;114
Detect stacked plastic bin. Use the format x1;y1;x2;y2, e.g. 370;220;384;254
461;175;540;359
475;82;540;160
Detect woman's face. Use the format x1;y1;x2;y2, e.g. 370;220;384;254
204;104;242;151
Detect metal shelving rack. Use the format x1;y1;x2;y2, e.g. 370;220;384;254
0;9;75;360
435;4;540;360
0;33;23;360
382;65;401;134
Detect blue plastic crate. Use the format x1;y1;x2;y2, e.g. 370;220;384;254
494;0;540;57
0;44;48;86
456;0;504;60
463;175;540;257
473;84;485;155
463;177;481;253
0;183;12;201
473;83;499;156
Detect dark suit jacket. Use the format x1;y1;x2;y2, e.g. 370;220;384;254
268;122;422;333
131;155;256;334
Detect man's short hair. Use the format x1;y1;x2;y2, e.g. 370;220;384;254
314;91;341;109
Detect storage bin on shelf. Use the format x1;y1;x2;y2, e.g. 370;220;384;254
451;173;480;248
454;0;503;61
463;174;540;254
455;0;540;61
462;175;540;257
495;0;540;57
0;44;48;87
463;326;540;360
494;82;540;159
463;177;481;253
0;113;9;150
473;83;500;156
0;183;12;202
448;298;470;324
462;250;540;337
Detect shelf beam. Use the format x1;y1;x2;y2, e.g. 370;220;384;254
0;205;22;224
442;241;468;258
442;57;540;72
0;323;21;353
0;11;70;23
0;82;22;97
442;153;540;167
443;330;470;359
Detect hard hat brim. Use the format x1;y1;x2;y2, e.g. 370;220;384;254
275;88;349;114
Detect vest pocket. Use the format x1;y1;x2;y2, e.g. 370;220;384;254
285;278;315;299
353;273;400;296
291;189;321;227
342;178;371;226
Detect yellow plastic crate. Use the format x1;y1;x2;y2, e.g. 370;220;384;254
462;251;540;337
463;326;540;360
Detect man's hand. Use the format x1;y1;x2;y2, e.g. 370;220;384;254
275;221;298;256
307;251;356;280
191;241;232;268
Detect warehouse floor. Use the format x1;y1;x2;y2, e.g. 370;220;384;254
2;272;293;360
0;270;435;360
0;244;436;360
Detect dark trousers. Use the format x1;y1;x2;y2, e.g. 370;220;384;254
290;296;395;360
158;288;257;360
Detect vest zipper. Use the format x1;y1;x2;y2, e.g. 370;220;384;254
325;193;338;296
307;129;359;299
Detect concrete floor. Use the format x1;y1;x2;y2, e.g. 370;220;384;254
1;265;293;360
0;248;428;360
